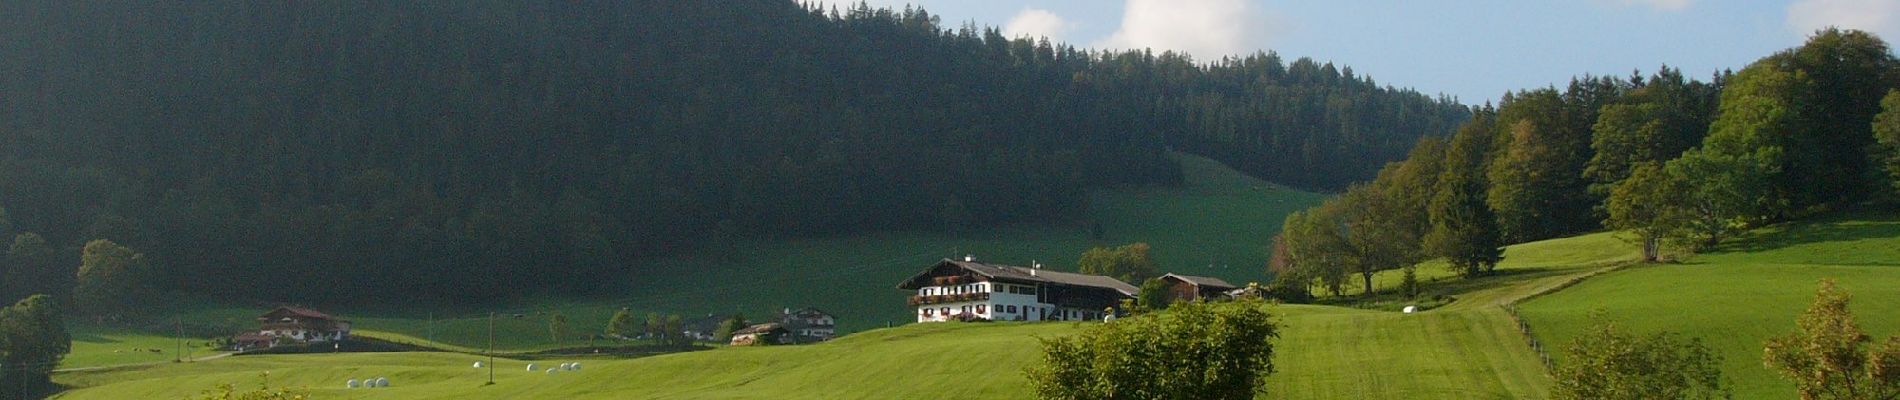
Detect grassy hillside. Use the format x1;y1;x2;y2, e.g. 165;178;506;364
1518;211;1900;399
54;222;1649;399
57;153;1324;362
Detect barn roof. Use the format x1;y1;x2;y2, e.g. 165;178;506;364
1161;273;1239;290
896;259;1139;296
734;323;786;335
260;306;336;321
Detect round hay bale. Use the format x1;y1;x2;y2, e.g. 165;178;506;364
376;377;389;387
572;362;582;371
473;361;484;368
1402;305;1418;314
526;363;539;371
346;379;360;389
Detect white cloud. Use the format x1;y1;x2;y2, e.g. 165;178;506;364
1092;0;1272;61
1610;0;1694;11
1003;8;1076;41
1788;0;1900;39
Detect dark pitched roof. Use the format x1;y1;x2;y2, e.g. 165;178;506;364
1162;273;1238;290
734;323;785;335
260;306;335;321
783;307;831;318
898;259;1139;296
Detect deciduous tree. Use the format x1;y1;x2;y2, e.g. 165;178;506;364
1026;299;1278;400
1076;243;1159;283
1763;279;1900;400
1873;90;1900;198
1135;278;1171;312
0;295;71;400
604;308;635;339
71;239;151;317
1551;313;1726;400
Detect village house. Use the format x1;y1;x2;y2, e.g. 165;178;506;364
681;314;727;342
777;307;836;343
233;306;352;350
729;322;787;346
896;257;1138;323
1159;273;1239;302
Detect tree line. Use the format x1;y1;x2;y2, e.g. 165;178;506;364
1273;29;1900;298
0;1;1466;307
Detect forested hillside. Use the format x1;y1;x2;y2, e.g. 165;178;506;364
0;1;1466;306
1275;28;1900;298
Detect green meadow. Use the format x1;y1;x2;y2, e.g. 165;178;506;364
53;214;1655;399
1518;211;1900;399
56;153;1325;362
46;156;1900;399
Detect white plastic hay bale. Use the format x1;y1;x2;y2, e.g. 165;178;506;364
563;362;575;371
376;377;390;387
473;361;484;368
526;363;539;371
546;367;558;374
1402;305;1418;314
572;362;581;371
346;379;360;389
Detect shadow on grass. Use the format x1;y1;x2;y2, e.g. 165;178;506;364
1704;210;1900;257
69;333;123;344
1316;268;1573;309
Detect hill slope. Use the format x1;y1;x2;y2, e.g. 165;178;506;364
55;221;1647;399
55;153;1321;362
1519;211;1900;399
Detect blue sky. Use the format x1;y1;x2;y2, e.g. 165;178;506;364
842;0;1900;104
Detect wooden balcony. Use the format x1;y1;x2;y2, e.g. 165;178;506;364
907;292;989;306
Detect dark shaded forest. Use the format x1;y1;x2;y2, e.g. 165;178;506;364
0;1;1466;306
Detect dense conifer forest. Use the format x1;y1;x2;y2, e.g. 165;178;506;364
0;1;1466;305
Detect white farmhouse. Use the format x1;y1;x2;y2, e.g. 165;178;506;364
896;257;1137;323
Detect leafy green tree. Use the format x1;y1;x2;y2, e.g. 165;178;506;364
1426;110;1505;277
1551;313;1727;400
712;314;748;343
1873;90;1900;198
71;239;151;317
1764;279;1900;400
1135;278;1172;312
0;294;72;399
1584;67;1719;198
1277;208;1351;296
604;308;635;339
1076;243;1159;283
1488;87;1603;243
645;312;665;339
1025;299;1279;400
1604;162;1691;261
1662;147;1778;249
663;314;685;345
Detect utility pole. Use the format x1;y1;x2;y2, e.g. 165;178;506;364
486;312;496;385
